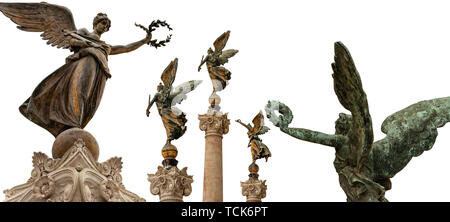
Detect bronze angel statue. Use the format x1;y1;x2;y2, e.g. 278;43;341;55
266;42;450;202
0;2;170;137
236;111;271;163
146;58;202;145
198;31;238;94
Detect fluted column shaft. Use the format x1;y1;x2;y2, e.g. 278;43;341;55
199;113;229;202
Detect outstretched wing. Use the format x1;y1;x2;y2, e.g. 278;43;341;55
252;111;265;135
332;42;373;170
370;97;450;179
213;30;230;52
0;2;76;49
258;126;270;135
170;80;202;105
218;49;239;66
161;58;178;88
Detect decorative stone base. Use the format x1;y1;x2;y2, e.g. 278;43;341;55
241;177;267;202
148;166;193;202
3;138;145;202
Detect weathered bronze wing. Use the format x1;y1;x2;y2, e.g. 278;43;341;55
170;80;202;105
0;2;76;49
217;49;239;66
161;58;178;88
368;96;450;179
213;30;230;52
251;111;266;135
332;42;374;171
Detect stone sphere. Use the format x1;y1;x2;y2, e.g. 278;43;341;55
248;162;259;173
52;128;99;161
161;143;178;159
208;92;221;106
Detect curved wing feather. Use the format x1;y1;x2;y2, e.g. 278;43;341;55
332;42;374;170
213;30;230;52
252;111;265;135
369;97;450;179
161;58;178;87
0;2;76;49
218;49;238;66
170;80;202;105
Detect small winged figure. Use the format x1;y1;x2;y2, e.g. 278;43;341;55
0;2;157;137
146;58;202;145
266;42;450;202
236;111;271;163
198;31;238;93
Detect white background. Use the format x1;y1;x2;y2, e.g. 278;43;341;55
1;0;450;202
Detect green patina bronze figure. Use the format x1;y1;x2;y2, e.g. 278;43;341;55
266;42;450;202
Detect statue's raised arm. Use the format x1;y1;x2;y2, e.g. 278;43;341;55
265;100;346;148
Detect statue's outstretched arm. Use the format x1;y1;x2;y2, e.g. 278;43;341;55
280;126;345;148
266;100;346;148
236;119;252;132
110;34;151;55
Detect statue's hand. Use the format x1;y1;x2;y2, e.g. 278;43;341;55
144;32;153;44
278;115;288;130
146;109;150;117
265;100;293;129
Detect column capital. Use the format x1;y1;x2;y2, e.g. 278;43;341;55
241;178;267;202
199;113;230;136
148;166;193;202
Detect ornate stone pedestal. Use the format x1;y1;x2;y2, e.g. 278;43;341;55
199;107;230;202
147;143;193;202
241;163;267;202
3;129;145;202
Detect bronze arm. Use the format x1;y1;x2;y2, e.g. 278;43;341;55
110;34;151;55
236;119;252;132
280;127;347;148
198;55;206;72
146;94;157;117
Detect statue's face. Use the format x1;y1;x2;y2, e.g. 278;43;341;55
94;19;110;35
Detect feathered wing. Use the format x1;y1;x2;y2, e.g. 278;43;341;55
252;111;265;135
218;49;239;66
213;30;230;52
258;126;270;135
332;42;374;171
161;58;178;88
0;2;76;49
170;80;202;105
369;97;450;179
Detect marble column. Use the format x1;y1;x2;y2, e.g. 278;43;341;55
199;112;230;202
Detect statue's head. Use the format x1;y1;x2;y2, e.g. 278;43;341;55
157;83;164;92
93;13;111;34
207;47;213;54
335;113;352;135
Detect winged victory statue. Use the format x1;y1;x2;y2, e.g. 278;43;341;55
198;31;238;111
266;42;450;202
0;2;172;137
236;111;272;163
146;58;202;146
